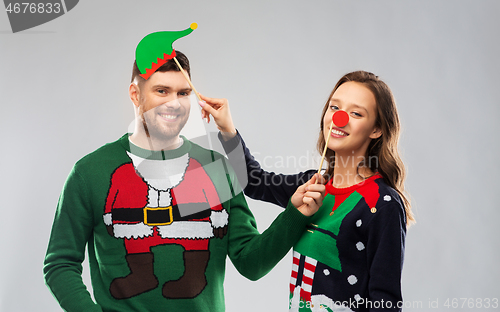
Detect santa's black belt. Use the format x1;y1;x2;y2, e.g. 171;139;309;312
112;205;211;225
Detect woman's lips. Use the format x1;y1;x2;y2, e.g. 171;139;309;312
331;126;349;137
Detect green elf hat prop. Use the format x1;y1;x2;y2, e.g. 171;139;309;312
136;23;197;80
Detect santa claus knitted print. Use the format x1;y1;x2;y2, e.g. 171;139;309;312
103;140;228;300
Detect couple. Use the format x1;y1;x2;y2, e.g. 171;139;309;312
44;47;413;311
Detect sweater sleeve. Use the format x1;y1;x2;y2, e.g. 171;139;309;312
219;130;315;208
365;199;407;311
227;192;311;281
43;166;103;312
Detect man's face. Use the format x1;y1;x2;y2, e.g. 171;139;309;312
132;71;192;141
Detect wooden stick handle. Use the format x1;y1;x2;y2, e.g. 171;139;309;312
173;57;201;101
317;122;334;176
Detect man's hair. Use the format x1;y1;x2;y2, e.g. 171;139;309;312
131;50;190;85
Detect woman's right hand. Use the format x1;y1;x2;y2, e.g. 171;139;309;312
291;173;326;217
198;94;237;141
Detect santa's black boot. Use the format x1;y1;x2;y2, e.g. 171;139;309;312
162;250;210;299
110;253;159;299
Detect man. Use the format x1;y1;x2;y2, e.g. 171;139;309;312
43;38;325;310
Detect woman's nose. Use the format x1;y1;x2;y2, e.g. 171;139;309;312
332;110;349;127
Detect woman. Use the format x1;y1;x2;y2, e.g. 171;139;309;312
200;71;414;311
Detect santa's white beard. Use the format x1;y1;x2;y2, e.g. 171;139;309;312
127;152;189;190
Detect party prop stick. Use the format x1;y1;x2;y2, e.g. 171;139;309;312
317;122;334;174
173;57;201;102
317;110;349;177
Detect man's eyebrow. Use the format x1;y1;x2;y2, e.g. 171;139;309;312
151;84;172;89
151;85;193;92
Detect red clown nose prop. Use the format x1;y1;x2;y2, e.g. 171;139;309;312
316;110;350;179
332;110;349;127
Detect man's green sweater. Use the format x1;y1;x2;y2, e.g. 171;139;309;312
44;134;310;311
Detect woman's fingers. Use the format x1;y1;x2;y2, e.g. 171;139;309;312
198;94;234;131
314;173;326;185
304;190;324;207
199;94;226;109
299;173;326;214
199;99;217;115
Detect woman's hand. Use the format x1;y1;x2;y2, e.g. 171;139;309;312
291;173;326;217
198;94;237;141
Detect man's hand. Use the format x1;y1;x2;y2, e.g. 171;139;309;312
291;173;326;217
198;94;237;141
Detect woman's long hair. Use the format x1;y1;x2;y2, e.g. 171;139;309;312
317;71;414;226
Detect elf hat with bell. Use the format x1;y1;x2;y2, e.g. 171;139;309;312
135;23;197;80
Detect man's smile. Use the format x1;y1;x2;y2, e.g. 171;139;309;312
159;113;179;121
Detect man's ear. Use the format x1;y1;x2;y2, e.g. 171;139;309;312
129;83;140;107
369;127;382;139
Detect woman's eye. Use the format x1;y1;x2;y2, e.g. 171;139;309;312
330;105;339;110
352;112;362;117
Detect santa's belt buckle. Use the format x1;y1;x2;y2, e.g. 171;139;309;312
144;206;173;226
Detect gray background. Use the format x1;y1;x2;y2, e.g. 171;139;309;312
1;0;499;311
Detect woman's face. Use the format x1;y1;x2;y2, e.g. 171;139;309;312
323;81;382;157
